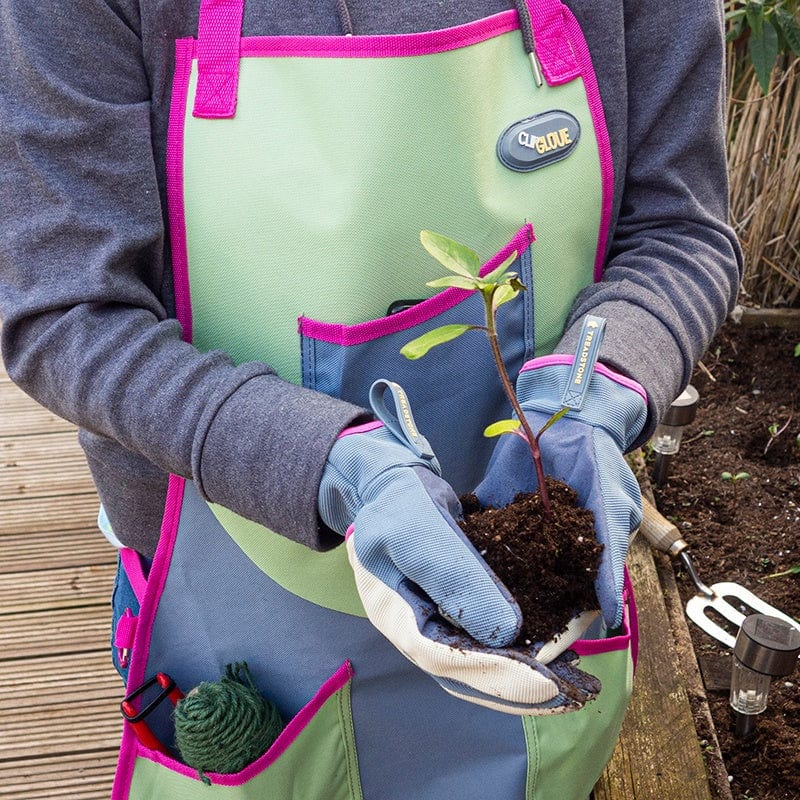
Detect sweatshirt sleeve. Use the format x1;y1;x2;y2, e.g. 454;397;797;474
557;0;742;444
0;1;369;551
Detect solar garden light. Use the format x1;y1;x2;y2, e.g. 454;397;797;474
651;385;699;487
729;613;800;739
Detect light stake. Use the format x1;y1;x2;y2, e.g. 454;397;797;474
651;384;699;486
729;613;800;738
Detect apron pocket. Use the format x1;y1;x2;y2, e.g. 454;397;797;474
122;661;362;800
523;580;637;800
299;225;536;494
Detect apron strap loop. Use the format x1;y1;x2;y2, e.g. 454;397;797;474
524;0;580;85
193;0;245;119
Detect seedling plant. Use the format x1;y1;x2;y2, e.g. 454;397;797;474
721;470;751;507
400;230;568;518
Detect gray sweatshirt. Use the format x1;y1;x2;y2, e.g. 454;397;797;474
0;1;741;557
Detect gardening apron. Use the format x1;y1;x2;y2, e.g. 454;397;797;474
112;2;638;798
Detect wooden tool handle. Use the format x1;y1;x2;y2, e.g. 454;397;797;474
639;497;688;558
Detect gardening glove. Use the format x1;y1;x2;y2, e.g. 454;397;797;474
475;332;648;630
319;380;602;714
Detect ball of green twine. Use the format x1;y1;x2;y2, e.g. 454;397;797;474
174;662;283;784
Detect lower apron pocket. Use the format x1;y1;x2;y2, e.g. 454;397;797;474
119;661;362;800
522;579;637;800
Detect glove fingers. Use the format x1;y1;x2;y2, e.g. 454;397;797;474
583;437;642;628
436;646;601;714
355;474;522;647
347;555;592;712
535;426;640;629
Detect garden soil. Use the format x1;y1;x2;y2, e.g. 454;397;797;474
655;321;800;800
460;481;601;644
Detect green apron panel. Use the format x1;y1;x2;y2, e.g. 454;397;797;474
181;29;602;382
209;503;366;617
523;647;634;799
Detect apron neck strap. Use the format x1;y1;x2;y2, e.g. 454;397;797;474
192;0;579;119
193;0;245;119
522;0;580;85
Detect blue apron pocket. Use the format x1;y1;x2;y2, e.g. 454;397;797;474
299;225;536;494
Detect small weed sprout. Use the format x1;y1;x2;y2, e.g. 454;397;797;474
400;230;567;518
721;470;750;506
767;564;800;579
764;416;792;455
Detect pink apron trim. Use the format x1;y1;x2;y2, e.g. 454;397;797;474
167;38;195;342
337;420;384;438
111;475;186;799
193;0;245;118
572;569;638;668
520;355;649;406
525;0;580;84
299;223;534;347
130;661;354;786
120;548;149;603
562;8;614;280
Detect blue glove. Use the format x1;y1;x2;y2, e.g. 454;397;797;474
475;356;648;629
319;380;602;714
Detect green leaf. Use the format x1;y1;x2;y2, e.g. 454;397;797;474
481;252;519;285
795;342;800;357
426;275;481;291
492;284;520;313
721;471;733;481
484;419;521;437
400;324;476;359
420;230;481;278
746;0;764;36
749;21;780;93
536;406;570;439
775;7;800;56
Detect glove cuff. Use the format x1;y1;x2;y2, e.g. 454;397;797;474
521;355;648;404
516;356;648;452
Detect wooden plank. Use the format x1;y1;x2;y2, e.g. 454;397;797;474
592;536;713;800
0;752;117;800
0;530;115;573
731;305;800;329
1;696;122;760
0;494;99;536
0;564;116;614
0;432;95;500
0;606;111;660
652;552;733;800
0;652;121;708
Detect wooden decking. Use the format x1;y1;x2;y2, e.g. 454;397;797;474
0;356;726;800
0;361;119;799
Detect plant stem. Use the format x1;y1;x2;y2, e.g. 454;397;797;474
483;291;552;517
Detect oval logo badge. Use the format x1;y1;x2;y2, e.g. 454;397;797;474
497;110;581;173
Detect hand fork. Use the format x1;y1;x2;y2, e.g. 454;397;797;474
639;497;800;649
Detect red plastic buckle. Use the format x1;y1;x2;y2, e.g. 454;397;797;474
120;673;184;754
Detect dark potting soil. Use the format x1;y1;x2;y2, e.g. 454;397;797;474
654;321;800;800
460;480;603;645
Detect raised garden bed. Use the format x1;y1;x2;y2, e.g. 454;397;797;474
653;316;800;800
